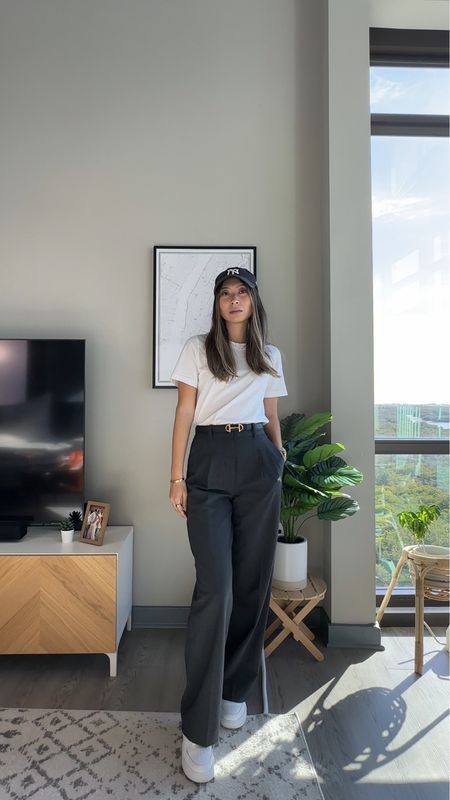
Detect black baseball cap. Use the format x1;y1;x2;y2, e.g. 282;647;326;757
214;267;257;293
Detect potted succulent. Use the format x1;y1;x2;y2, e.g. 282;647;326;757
272;411;363;590
60;516;75;543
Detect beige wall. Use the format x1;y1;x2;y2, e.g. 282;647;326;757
0;0;327;606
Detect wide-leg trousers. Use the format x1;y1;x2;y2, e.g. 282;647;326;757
180;422;284;747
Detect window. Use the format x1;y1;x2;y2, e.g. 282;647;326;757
369;28;449;604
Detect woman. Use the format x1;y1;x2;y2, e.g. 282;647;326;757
169;267;288;783
87;508;98;541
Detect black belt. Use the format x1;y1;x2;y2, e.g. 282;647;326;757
195;422;266;433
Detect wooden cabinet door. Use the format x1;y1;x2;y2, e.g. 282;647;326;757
41;556;116;652
0;555;116;653
0;556;41;652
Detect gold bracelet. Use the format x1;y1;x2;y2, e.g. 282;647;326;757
170;478;185;484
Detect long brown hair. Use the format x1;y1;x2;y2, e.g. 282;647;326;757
204;284;280;382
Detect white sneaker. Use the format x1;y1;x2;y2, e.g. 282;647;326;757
181;733;215;783
220;699;247;729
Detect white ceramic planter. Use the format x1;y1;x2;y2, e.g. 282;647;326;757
272;524;308;590
60;528;74;544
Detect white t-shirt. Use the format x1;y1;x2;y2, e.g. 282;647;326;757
170;333;288;425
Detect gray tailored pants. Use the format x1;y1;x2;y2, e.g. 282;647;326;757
180;422;284;747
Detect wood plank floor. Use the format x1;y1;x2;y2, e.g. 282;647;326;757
0;626;448;800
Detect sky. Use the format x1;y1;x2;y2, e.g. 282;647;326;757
370;67;449;404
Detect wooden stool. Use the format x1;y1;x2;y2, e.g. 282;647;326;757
264;575;327;661
376;544;450;674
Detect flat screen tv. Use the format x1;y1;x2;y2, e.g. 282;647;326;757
0;339;85;537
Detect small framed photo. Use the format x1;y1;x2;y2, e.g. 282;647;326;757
80;501;110;546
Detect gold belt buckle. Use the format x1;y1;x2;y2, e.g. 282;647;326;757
225;423;244;432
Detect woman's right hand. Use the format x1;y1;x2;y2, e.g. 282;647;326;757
169;480;188;519
170;381;196;521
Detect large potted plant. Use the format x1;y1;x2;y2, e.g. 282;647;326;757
272;411;364;590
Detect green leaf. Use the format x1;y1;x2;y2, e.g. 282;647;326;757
283;473;326;494
280;413;306;441
306;456;364;488
286;433;328;459
282;501;320;517
316;495;360;520
303;443;345;469
281;412;332;443
280;494;322;521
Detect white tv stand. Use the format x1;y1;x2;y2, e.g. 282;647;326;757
0;525;133;677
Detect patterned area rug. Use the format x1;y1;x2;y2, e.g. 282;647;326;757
0;707;324;799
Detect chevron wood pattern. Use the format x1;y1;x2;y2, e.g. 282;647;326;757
0;555;116;654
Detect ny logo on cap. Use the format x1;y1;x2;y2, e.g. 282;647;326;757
226;268;240;276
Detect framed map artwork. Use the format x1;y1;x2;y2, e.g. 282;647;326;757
153;246;256;388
